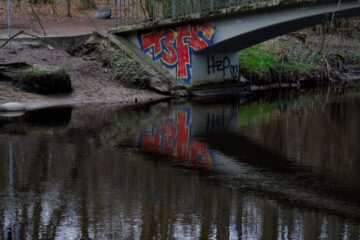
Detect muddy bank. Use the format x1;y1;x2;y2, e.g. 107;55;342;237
0;39;168;110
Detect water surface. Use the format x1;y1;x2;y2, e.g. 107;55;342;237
1;90;360;239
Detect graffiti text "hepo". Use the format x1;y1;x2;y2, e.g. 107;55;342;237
138;24;216;85
207;55;239;80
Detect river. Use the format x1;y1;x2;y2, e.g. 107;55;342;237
0;90;360;239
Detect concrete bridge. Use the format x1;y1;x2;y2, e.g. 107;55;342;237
110;0;360;89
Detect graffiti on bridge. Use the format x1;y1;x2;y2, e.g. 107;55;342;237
138;107;214;168
207;55;239;80
138;24;216;85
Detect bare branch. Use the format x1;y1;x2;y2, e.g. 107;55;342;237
29;1;47;36
331;0;342;29
0;30;24;49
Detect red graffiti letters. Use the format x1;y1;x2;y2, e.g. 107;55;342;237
139;109;214;168
139;24;216;84
190;24;215;51
176;28;192;81
140;31;164;58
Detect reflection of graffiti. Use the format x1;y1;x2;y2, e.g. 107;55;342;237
138;24;216;85
207;55;239;80
139;107;214;168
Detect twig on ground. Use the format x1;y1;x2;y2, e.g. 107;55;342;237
0;29;68;52
0;30;24;49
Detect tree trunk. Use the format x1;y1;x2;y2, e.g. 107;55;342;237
67;0;72;17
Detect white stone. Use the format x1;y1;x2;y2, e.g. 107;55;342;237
0;102;26;112
0;111;25;117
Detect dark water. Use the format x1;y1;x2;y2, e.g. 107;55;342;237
1;90;360;239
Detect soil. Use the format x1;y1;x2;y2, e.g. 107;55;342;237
0;40;167;110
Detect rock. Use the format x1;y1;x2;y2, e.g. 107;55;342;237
0;62;72;94
150;82;171;93
20;67;73;94
170;88;190;97
0;62;31;81
0;111;25;117
0;102;26;112
240;76;249;83
94;7;111;19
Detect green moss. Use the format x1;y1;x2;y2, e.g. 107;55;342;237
239;44;320;75
23;67;68;79
21;67;72;94
239;45;279;72
23;67;46;78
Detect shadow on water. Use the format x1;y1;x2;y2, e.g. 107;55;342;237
204;132;360;217
22;107;73;127
1;91;360;239
0;107;72;132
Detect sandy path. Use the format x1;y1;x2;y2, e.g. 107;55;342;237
0;19;116;39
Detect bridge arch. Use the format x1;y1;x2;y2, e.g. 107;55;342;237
199;1;360;53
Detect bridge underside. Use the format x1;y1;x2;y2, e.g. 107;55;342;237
199;1;360;53
121;1;360;89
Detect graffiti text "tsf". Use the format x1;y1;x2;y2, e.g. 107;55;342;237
139;24;216;85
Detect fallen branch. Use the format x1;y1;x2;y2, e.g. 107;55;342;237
0;29;67;52
0;30;24;49
20;32;66;51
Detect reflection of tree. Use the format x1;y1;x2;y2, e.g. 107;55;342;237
42;193;68;239
239;94;360;188
1;135;84;239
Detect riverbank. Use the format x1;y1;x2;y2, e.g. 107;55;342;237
240;21;360;87
1;21;360;110
0;40;168;110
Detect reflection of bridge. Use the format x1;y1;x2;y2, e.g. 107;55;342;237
138;104;237;169
110;0;360;88
137;102;360;220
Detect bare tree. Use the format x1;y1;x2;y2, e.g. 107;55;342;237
66;0;71;17
29;0;47;35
